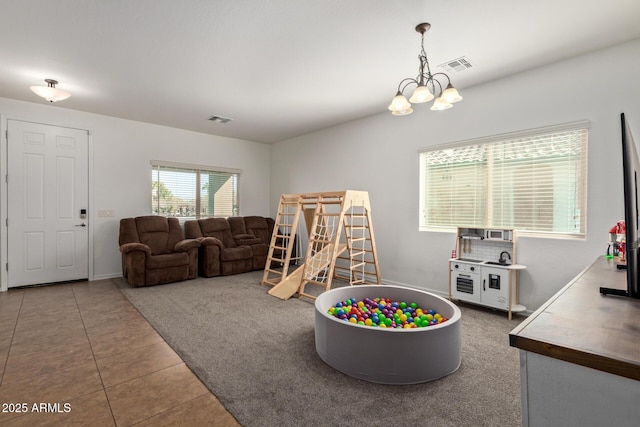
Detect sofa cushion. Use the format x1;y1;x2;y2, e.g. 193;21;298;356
228;217;248;236
244;216;273;244
135;216;184;255
198;218;237;248
235;235;263;246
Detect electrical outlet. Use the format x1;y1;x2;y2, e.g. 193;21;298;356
98;209;115;217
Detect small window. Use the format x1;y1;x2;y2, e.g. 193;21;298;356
419;121;588;237
151;161;240;219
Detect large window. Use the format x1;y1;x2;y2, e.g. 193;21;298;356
419;121;588;237
151;161;240;219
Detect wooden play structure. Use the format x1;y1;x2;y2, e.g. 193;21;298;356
262;191;381;300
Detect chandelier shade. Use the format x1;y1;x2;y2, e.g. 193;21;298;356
388;92;411;112
430;96;453;111
409;85;434;104
388;23;462;116
30;79;71;103
442;83;462;103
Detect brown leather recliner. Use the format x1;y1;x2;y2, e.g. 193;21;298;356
184;218;253;277
119;216;200;287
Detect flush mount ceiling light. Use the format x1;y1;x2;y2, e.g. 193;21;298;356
388;23;462;116
30;79;71;103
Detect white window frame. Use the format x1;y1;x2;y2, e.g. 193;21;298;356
151;160;241;220
419;121;589;239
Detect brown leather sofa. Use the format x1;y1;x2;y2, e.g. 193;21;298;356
185;216;275;277
119;216;200;287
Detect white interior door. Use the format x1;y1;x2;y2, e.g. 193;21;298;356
7;120;89;288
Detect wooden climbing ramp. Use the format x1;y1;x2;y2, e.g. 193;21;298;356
262;191;381;300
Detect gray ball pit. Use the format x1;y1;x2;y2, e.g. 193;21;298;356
315;285;461;384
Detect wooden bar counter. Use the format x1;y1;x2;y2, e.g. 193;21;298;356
509;256;640;427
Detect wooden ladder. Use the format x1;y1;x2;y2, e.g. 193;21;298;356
335;205;381;285
261;195;302;287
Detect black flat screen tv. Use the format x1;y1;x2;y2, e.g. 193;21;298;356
601;113;640;298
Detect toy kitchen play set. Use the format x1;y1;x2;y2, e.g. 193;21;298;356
449;227;526;319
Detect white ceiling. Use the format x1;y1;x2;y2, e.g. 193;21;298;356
1;0;640;144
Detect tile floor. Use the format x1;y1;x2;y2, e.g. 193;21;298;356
0;279;240;426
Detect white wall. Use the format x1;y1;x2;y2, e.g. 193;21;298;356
270;38;640;312
0;98;270;286
3;40;639;308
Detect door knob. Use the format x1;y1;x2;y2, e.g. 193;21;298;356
74;223;87;227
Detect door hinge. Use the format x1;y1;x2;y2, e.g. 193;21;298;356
5;218;7;227
5;263;7;272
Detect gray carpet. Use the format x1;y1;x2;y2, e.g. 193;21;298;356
116;271;522;427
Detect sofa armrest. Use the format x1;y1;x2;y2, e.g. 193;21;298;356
234;234;263;246
198;236;224;249
120;242;151;255
174;238;201;252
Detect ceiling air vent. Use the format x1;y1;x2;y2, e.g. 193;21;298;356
438;56;473;73
208;115;233;124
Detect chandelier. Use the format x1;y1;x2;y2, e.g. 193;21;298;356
388;23;462;116
30;79;71;103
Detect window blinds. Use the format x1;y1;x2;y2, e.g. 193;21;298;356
420;122;588;236
151;161;240;219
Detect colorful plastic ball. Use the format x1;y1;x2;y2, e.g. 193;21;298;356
327;297;448;330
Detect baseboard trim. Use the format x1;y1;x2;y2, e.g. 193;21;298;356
93;273;123;281
379;278;450;299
